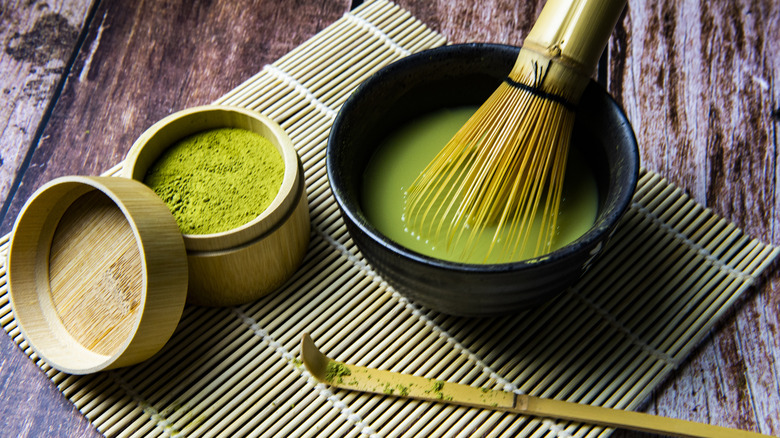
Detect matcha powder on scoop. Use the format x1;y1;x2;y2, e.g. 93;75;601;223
144;127;285;235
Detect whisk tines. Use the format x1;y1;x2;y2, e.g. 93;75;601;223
403;52;580;263
404;0;627;263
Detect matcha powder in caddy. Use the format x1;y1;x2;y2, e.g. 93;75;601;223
144;127;285;235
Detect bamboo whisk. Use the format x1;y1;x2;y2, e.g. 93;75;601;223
404;0;626;262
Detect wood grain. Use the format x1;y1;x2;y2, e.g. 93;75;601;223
0;0;778;436
0;0;93;230
604;1;780;436
48;191;143;356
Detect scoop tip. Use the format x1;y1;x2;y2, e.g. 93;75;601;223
300;333;329;380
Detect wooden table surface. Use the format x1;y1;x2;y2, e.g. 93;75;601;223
1;0;778;436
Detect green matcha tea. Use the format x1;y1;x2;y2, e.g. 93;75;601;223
361;107;599;264
144;128;285;235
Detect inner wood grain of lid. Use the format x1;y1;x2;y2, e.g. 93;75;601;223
48;191;143;356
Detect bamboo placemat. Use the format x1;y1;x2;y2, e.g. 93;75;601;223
2;1;778;437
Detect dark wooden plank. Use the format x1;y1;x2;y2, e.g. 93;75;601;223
0;1;350;437
394;0;541;45
0;336;99;437
604;1;780;436
0;0;94;231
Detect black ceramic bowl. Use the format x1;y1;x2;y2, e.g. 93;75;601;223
327;43;639;317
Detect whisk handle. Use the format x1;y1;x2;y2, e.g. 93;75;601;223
524;0;627;76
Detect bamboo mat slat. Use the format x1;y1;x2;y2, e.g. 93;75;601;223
1;1;778;437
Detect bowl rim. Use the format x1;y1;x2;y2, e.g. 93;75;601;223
327;42;640;273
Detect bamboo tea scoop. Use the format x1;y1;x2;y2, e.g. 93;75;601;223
301;334;770;438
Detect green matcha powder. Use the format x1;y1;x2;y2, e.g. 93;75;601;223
144;127;285;234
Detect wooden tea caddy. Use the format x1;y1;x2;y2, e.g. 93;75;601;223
7;106;310;374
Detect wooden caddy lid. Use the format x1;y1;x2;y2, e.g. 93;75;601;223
8;176;188;374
